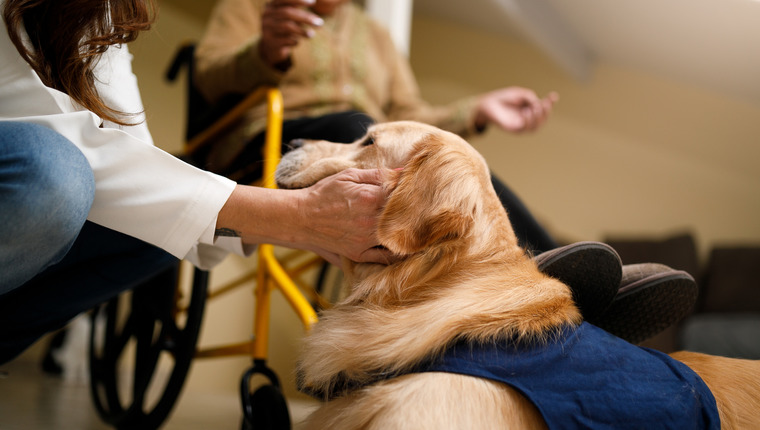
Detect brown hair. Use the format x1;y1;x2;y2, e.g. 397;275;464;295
3;0;156;125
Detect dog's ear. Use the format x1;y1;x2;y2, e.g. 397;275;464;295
378;138;481;255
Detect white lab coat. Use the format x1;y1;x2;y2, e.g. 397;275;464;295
0;12;250;269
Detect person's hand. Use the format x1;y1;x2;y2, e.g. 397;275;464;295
298;168;395;267
259;0;324;68
218;168;393;268
474;87;559;133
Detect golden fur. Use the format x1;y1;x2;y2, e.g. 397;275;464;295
275;121;760;429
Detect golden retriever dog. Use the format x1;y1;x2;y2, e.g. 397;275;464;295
275;121;760;429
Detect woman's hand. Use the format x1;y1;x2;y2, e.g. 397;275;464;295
218;169;394;268
297;168;393;267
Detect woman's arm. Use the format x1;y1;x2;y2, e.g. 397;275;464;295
218;168;391;266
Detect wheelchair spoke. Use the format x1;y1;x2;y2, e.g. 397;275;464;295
89;262;208;430
131;320;163;408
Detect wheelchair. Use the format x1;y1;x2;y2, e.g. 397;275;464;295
88;44;342;430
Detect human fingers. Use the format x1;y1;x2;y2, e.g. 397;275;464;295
479;97;526;132
330;168;387;213
265;9;323;37
268;0;317;7
521;90;560;131
309;168;386;214
299;170;386;262
260;1;324;65
356;246;399;265
334;167;385;186
527;92;559;131
312;247;343;268
263;0;324;38
500;86;541;106
479;87;542;132
312;245;397;268
523;98;548;132
520;106;538;132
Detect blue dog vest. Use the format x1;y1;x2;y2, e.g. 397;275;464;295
420;322;720;429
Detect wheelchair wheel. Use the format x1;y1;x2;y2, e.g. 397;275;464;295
89;262;208;430
240;361;291;430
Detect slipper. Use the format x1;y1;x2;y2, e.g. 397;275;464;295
590;263;698;344
535;242;622;322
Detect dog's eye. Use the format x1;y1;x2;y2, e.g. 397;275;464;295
361;136;375;147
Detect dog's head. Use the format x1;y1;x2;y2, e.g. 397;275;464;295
276;121;519;263
283;122;581;396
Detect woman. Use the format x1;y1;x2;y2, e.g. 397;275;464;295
0;0;390;364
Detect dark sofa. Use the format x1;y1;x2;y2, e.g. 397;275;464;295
603;232;760;358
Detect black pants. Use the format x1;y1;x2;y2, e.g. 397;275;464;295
0;222;177;364
219;110;557;254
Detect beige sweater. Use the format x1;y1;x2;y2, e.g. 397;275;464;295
194;0;479;170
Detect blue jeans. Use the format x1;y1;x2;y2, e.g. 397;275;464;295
0;122;176;363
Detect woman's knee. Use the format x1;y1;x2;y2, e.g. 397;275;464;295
0;122;95;247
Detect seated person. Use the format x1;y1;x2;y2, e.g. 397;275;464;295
194;0;559;254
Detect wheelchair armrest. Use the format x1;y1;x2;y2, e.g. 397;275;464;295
185;86;273;155
165;43;281;159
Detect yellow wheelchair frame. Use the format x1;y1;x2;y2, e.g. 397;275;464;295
192;88;319;362
188;87;323;429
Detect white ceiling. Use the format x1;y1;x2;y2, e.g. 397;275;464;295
413;0;760;107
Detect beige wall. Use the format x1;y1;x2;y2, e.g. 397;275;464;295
25;0;755;402
409;17;760;260
134;4;760;261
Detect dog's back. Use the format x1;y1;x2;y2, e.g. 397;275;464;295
305;372;547;429
672;351;760;429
